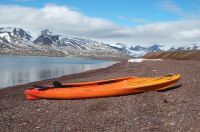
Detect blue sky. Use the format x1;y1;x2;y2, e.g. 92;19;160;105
1;0;199;26
0;0;200;46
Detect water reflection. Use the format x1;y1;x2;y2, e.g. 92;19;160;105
0;56;116;88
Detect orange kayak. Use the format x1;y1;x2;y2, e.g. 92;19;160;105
24;74;181;100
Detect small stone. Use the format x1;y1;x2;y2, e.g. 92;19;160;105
22;122;28;125
164;99;168;103
114;111;119;114
169;122;175;125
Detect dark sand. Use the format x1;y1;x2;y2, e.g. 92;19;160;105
0;60;200;132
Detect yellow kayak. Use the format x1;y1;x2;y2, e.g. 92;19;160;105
24;74;181;100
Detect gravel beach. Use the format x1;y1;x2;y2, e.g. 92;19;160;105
0;60;200;132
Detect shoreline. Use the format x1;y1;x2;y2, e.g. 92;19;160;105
0;56;124;90
1;59;200;131
0;61;124;90
0;54;130;61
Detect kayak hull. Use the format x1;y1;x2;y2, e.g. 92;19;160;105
24;74;181;100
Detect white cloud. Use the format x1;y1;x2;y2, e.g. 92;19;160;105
117;15;149;24
158;0;182;14
0;4;200;46
130;18;149;24
172;29;200;39
157;0;200;19
0;5;117;33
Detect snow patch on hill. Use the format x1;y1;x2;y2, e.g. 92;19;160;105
128;58;162;63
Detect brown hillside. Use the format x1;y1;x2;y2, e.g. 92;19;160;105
144;50;200;60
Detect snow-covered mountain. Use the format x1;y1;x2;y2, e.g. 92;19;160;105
0;27;32;41
107;43;130;54
107;44;164;57
33;29;130;57
169;44;200;51
128;44;163;57
0;27;38;55
0;27;129;58
109;44;200;57
0;27;200;58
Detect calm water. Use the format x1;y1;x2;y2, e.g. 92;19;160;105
0;56;117;88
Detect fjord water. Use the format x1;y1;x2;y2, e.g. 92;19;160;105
0;56;117;88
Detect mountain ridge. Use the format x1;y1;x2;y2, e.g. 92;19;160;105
0;27;199;58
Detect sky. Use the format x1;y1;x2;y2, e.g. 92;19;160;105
0;0;200;46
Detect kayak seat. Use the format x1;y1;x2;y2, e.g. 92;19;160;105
53;81;64;88
98;80;116;85
34;85;51;91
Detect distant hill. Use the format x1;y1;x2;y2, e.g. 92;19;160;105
144;50;200;60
